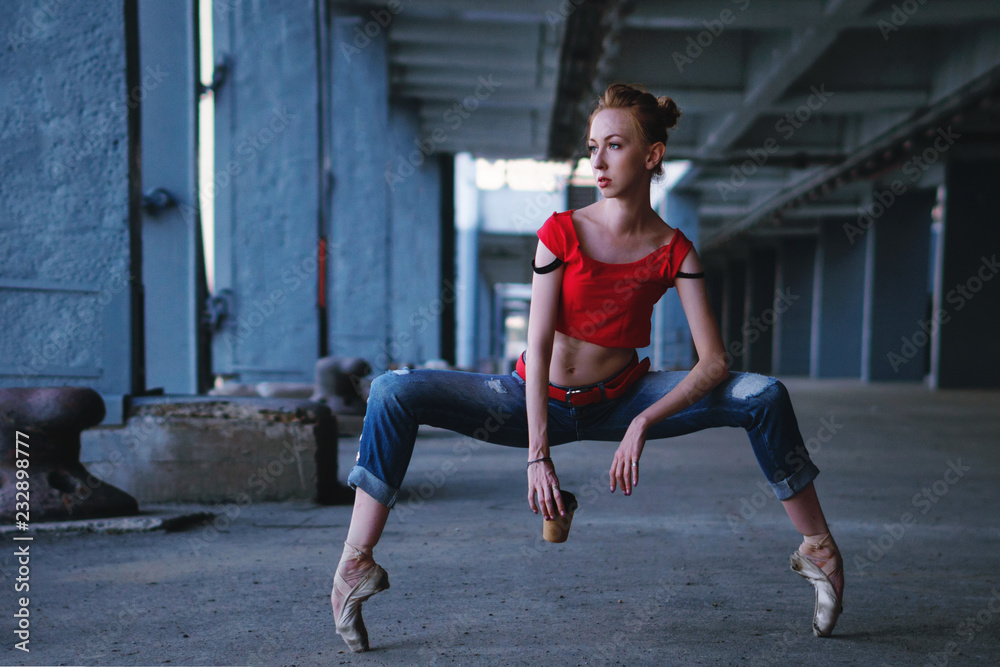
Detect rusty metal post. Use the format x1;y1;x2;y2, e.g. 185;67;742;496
0;387;139;522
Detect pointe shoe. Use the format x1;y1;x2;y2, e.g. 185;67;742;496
789;536;843;637
331;546;390;652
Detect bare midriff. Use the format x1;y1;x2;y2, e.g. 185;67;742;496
540;331;637;387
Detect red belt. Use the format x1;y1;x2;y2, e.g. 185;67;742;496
516;349;650;407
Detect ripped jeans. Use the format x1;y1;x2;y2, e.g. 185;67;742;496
347;366;819;509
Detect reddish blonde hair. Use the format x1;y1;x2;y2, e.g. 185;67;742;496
588;83;681;177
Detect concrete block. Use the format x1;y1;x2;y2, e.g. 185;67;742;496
80;398;351;505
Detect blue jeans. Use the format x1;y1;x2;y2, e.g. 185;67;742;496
347;365;819;508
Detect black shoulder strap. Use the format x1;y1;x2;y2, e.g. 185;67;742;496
532;257;564;274
674;271;705;278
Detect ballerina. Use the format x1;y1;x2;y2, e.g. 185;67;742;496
331;82;844;651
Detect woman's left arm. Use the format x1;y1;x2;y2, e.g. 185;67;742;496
609;246;730;494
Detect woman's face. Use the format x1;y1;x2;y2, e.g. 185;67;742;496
587;108;660;198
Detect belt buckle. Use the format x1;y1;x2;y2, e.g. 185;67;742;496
564;386;596;406
564;386;587;406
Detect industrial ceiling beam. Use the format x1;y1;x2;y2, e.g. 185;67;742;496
701;67;1000;250
697;0;880;160
625;0;1000;30
547;0;634;159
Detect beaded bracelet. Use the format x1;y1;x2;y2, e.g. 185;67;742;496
526;456;553;468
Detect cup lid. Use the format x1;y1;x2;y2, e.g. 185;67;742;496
558;489;578;511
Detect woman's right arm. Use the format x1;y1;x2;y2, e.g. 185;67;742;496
525;239;566;520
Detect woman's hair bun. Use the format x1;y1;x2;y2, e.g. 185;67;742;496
588;83;683;178
656;96;681;131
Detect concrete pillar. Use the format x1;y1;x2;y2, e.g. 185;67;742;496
476;272;493;372
745;246;776;374
328;13;391;370
455;154;480;371
327;12;447;373
0;0;142;423
211;1;319;383
438;155;457;367
654;190;700;370
721;259;748;371
863;189;935;382
705;262;726;360
813;219;866;378
933;161;1000;388
387;102;445;367
773;237;816;376
139;0;205;395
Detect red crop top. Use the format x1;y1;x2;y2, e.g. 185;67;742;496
535;209;695;348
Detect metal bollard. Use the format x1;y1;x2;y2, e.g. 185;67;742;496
0;387;139;522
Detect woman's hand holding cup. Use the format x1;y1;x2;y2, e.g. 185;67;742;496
527;457;565;521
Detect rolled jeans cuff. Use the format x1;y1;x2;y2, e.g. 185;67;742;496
769;460;820;501
347;464;399;509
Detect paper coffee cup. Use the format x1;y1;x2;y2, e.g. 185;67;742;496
542;490;578;543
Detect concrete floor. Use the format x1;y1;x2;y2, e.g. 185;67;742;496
3;378;999;666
